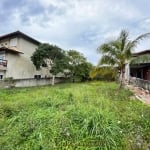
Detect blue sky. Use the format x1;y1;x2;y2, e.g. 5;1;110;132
0;0;150;65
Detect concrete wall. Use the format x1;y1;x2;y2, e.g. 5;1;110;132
0;77;67;88
130;77;150;90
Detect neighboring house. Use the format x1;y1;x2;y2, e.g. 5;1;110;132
0;31;50;80
130;50;150;81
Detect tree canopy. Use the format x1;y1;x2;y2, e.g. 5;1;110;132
31;43;67;85
66;50;93;82
31;45;93;84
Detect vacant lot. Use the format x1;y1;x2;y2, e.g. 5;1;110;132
0;82;150;150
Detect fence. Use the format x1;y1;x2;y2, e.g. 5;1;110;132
0;77;67;88
130;77;150;90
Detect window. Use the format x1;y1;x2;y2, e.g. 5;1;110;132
0;42;8;47
0;75;3;80
10;38;17;47
34;75;41;79
0;51;5;60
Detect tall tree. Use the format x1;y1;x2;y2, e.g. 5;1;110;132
66;50;92;82
31;43;67;85
97;30;150;88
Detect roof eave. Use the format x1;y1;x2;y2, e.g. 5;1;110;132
0;47;24;54
0;31;41;45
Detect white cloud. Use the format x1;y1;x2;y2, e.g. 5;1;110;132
1;0;150;65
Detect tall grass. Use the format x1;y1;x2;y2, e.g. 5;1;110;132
0;82;149;149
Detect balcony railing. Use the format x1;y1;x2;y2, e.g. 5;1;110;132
0;59;7;67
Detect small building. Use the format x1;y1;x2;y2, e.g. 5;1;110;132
0;31;51;80
130;50;150;81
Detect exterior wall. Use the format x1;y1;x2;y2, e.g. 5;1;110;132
4;37;51;79
130;77;150;90
5;52;36;79
0;37;18;48
0;38;10;48
0;39;9;79
0;77;67;88
143;67;150;81
0;70;6;79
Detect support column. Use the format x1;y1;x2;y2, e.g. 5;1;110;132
125;62;130;83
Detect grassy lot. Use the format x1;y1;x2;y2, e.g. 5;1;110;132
0;81;150;150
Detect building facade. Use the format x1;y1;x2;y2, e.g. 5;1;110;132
0;31;51;80
125;50;150;82
130;50;150;81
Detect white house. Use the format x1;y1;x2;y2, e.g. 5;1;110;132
0;31;51;80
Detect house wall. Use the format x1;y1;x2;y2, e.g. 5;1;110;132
143;67;150;81
4;37;51;79
0;77;67;88
0;37;18;48
0;38;10;48
130;77;150;90
0;39;9;79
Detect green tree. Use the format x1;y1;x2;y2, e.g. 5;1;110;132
90;66;117;81
97;30;150;88
66;50;93;82
31;43;67;85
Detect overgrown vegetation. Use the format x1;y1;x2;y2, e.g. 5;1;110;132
66;50;93;82
0;82;150;149
90;66;117;81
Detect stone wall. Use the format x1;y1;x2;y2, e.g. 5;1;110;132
0;77;67;88
130;77;150;91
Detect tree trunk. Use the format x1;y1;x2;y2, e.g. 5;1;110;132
72;73;75;82
52;75;55;85
119;69;124;89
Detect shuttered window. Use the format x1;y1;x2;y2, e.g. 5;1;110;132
10;38;17;46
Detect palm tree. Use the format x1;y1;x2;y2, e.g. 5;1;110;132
97;30;150;88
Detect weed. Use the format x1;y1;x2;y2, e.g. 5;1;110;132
0;81;149;149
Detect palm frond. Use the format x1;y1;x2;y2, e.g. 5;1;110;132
110;40;120;50
97;43;111;54
122;41;133;59
132;33;150;47
90;66;117;79
119;30;129;52
99;55;116;66
98;41;121;59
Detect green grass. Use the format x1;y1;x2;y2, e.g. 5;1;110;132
0;81;150;150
